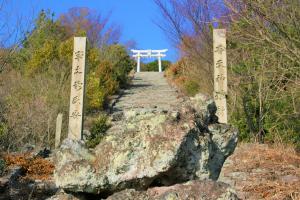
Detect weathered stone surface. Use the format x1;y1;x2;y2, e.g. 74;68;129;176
46;190;86;200
190;93;218;125
54;101;238;195
112;72;182;113
107;180;239;200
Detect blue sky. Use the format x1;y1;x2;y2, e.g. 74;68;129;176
3;0;178;62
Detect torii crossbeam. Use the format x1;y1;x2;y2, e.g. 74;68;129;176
131;49;168;72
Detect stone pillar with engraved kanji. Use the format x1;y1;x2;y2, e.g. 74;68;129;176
213;29;228;124
68;37;87;140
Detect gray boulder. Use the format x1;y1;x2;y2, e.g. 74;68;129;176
54;99;238;195
107;180;239;200
46;190;86;200
190;93;218;125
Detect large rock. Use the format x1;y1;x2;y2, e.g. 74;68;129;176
54;99;238;195
46;190;86;200
107;180;239;200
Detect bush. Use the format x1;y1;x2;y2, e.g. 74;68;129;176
165;63;200;97
165;59;202;97
96;61;119;95
100;44;134;88
0;9;134;151
86;114;110;148
86;45;134;112
160;0;300;148
0;121;8;150
86;72;107;111
184;80;199;97
141;60;171;72
86;61;120;111
226;0;300;146
0;70;70;150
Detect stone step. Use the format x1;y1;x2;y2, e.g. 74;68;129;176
112;72;181;113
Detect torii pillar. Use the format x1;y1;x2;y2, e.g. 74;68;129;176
131;49;167;72
136;53;141;72
158;54;162;72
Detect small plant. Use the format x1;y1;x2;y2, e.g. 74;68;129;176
86;114;110;148
184;80;199;97
0;122;8;149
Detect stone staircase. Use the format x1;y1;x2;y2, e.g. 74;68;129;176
112;72;182;113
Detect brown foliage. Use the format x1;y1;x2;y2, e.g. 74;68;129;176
157;0;300;146
0;69;70;151
59;7;121;48
155;0;231;95
3;153;54;181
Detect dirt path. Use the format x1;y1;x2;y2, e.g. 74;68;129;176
112;72;182;113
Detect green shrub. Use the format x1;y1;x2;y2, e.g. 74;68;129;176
86;114;110;148
184;80;199;97
0;9;134;151
86;72;107;111
0;122;8;138
86;61;120;111
229;109;252;142
101;44;134;88
141;60;171;72
0;122;8;149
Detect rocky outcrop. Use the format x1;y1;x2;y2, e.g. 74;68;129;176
107;180;239;200
54;96;238;196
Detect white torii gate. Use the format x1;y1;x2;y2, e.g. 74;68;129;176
131;49;168;72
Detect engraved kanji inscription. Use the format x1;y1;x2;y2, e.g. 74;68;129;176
70;110;82;119
68;37;87;140
74;65;82;74
216;74;226;82
73;81;83;91
74;51;84;61
213;29;228;123
215;45;225;54
72;96;80;104
216;60;225;68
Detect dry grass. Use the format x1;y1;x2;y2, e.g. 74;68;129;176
220;143;300;200
3;153;54;181
0;69;70;151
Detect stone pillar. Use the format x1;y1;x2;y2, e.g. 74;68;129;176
55;113;63;148
68;37;87;140
158;56;162;72
213;29;228;124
